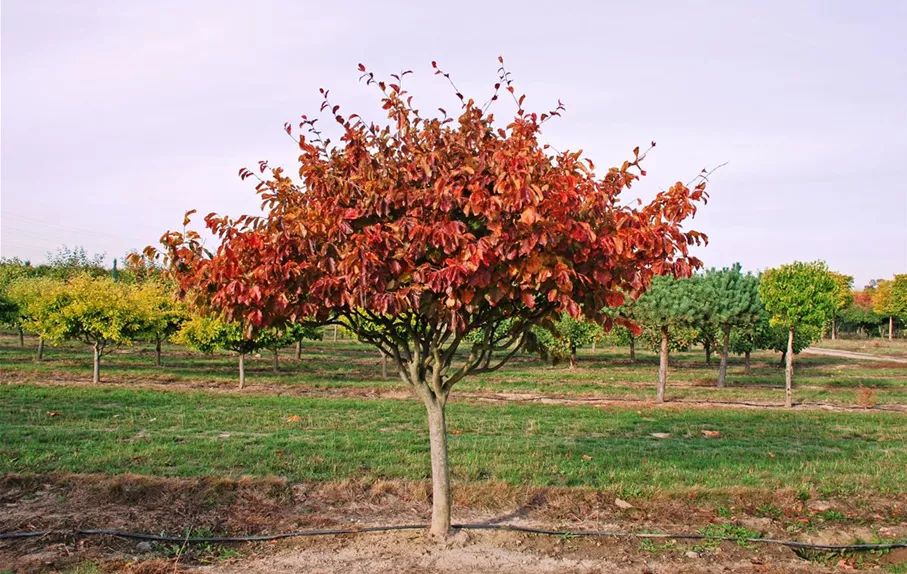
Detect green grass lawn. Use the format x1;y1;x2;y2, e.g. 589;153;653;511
2;332;906;407
2;383;906;498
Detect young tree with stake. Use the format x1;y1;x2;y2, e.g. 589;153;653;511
704;264;760;387
151;59;712;536
758;261;836;408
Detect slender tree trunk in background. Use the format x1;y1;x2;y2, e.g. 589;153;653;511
657;326;668;403
155;337;162;367
36;338;45;362
273;348;279;373
704;341;711;365
717;326;730;388
779;350;786;367
629;338;636;362
569;344;577;369
295;340;302;361
381;353;388;379
18;327;24;347
238;352;246;389
831;310;837;340
785;327;794;408
744;350;751;375
333;325;339;342
591;339;596;352
890;316;894;341
425;397;452;537
92;344;101;383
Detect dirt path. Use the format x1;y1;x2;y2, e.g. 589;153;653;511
6;376;907;413
805;347;907;364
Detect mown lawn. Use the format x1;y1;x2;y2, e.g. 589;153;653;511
2;383;906;498
2;332;906;407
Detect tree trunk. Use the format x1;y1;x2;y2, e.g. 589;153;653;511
36;338;45;362
92;344;101;383
18;327;24;347
657;326;668;403
704;340;711;365
295;340;302;361
744;350;751;375
569;344;577;369
155;337;162;367
239;352;246;389
629;338;636;362
273;348;279;373
333;325;339;342
890;315;894;341
425;400;452;537
831;310;837;340
717;326;730;388
779;350;786;367
785;327;794;408
381;353;388;379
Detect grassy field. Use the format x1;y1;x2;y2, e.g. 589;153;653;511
3;330;907;500
3;333;907;407
2;383;906;498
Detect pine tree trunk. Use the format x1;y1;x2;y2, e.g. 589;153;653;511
18;327;24;347
381;353;388;379
92;344;101;383
239;352;246;389
295;340;302;361
155;338;162;367
36;338;45;362
785;327;794;408
426;400;452;537
569;345;577;369
657;327;668;403
890;316;894;341
717;326;730;388
744;350;751;375
273;348;279;373
629;338;636;362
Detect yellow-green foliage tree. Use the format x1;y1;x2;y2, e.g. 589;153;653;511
758;261;836;408
175;314;295;388
828;271;854;340
26;275;150;382
134;280;185;367
6;277;64;360
872;275;907;341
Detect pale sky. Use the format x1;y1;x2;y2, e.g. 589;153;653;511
1;0;905;288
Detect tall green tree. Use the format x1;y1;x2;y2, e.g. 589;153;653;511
704;264;761;387
633;275;698;402
758;261;836;408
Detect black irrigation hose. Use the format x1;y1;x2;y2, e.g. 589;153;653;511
3;524;906;551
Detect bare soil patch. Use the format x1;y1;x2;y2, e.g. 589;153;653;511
1;474;904;573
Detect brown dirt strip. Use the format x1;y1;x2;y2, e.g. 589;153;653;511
4;376;905;413
804;347;907;364
2;474;905;573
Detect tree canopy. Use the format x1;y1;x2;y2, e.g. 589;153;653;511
150;59;711;536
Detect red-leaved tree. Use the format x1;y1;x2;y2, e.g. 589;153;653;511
151;59;710;536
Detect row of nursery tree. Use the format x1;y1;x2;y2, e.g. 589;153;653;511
540;263;907;408
3;250;904;402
